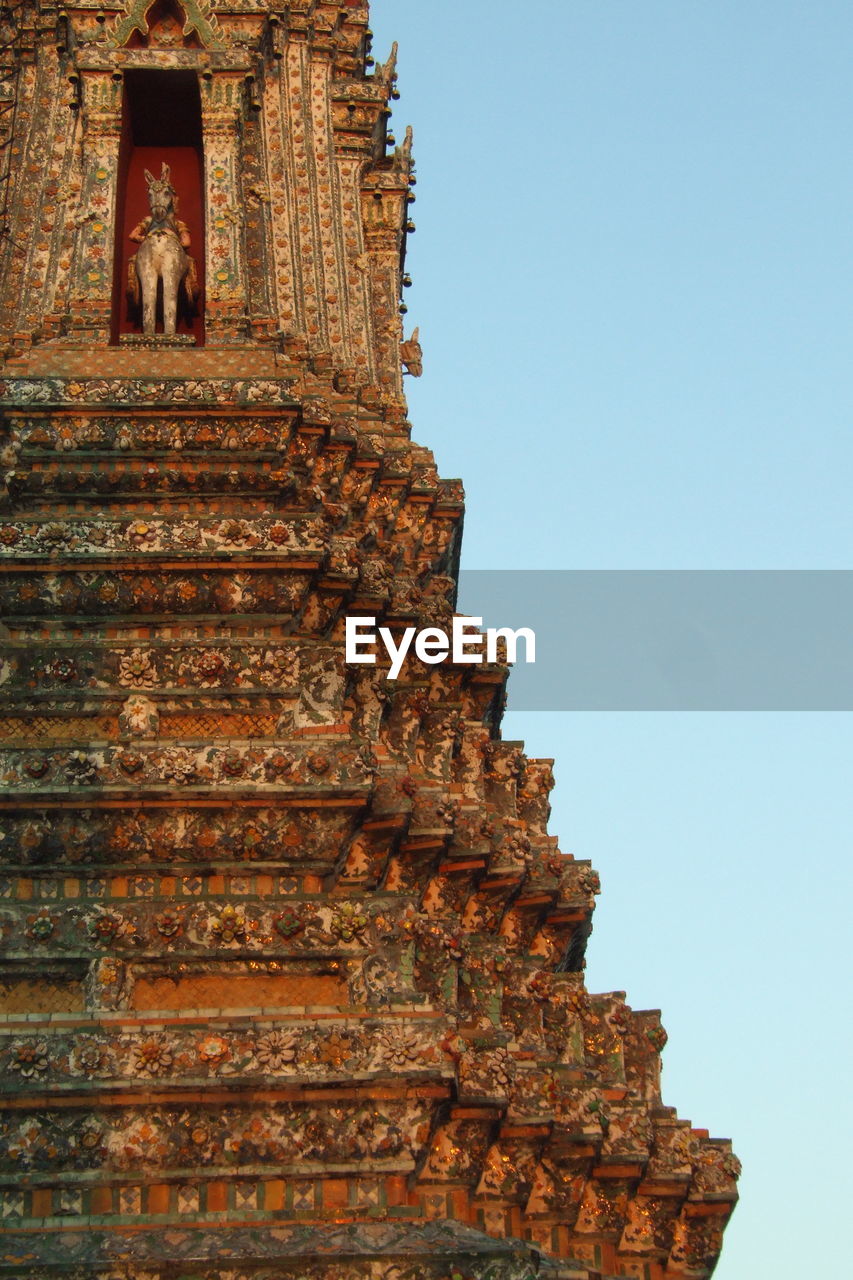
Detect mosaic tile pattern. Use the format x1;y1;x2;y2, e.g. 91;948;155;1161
0;3;737;1279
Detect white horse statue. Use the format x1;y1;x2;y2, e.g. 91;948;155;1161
127;162;199;336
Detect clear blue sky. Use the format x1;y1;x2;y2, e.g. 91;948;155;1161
370;3;853;1275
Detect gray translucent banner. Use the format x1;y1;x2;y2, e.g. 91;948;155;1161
456;571;853;710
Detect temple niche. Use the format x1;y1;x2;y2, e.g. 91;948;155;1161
111;7;206;343
117;86;204;342
0;4;738;1280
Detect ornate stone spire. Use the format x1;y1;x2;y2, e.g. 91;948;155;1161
0;4;738;1279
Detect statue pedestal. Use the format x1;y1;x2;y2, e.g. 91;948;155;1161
119;334;197;349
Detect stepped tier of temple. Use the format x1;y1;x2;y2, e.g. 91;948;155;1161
0;3;738;1279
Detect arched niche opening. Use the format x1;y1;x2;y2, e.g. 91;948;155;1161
111;68;205;344
124;0;204;50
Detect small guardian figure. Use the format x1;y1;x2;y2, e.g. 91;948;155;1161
127;163;200;336
400;326;423;377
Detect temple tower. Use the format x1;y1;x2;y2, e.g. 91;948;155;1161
0;4;738;1279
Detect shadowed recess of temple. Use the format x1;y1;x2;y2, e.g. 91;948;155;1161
0;3;739;1279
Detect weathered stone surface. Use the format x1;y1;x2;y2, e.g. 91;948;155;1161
0;3;736;1278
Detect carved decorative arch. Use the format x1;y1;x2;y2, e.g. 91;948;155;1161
111;0;225;51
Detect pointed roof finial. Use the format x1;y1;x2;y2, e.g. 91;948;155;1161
376;40;399;87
